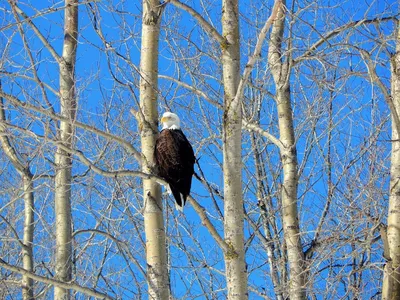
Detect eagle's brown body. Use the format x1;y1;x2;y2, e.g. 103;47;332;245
155;128;195;209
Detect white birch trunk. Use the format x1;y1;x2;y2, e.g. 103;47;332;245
268;3;305;299
140;1;169;299
0;97;35;299
54;1;78;298
22;175;34;299
384;20;400;300
221;0;247;298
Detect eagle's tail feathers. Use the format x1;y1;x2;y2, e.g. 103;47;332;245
170;185;184;211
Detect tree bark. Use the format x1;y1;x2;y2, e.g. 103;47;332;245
140;1;169;299
221;0;247;298
384;20;400;300
54;1;78;298
268;2;305;299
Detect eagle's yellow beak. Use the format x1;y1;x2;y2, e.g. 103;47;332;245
161;116;169;123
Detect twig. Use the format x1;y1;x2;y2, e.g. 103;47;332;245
358;47;400;137
11;2;61;63
168;0;226;46
0;259;115;299
159;75;282;149
294;15;399;65
0;90;142;164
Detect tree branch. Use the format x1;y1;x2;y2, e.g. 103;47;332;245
0;94;28;175
294;15;399;65
234;0;282;108
72;229;147;277
243;121;284;151
168;0;226;46
159;75;283;149
59;139;231;257
10;2;61;63
0;259;115;300
187;195;232;256
358;47;400;137
0;90;142;164
1;120;231;260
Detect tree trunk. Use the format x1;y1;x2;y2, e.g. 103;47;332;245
0;96;35;299
221;0;247;298
54;1;78;298
140;1;169;299
384;20;400;300
22;175;34;300
268;2;305;299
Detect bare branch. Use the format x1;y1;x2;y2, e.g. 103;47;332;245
168;0;226;46
0;259;115;300
0;122;161;184
55;139;231;258
0;71;60;97
159;75;282;149
294;15;399;65
0;90;142;163
72;229;146;277
187;195;232;256
234;0;282;107
358;47;400;137
10;2;61;63
0;96;27;175
243;121;284;151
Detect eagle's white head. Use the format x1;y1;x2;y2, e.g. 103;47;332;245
161;112;181;130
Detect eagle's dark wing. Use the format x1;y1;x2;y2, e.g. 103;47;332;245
154;129;195;208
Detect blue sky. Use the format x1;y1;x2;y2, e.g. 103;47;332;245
0;0;399;298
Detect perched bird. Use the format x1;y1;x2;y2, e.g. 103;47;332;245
154;112;195;211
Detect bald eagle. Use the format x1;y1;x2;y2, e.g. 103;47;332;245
154;112;195;210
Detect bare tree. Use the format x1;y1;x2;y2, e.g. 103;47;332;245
220;0;248;298
53;1;78;298
0;94;34;299
383;19;400;300
139;0;170;299
267;2;305;298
